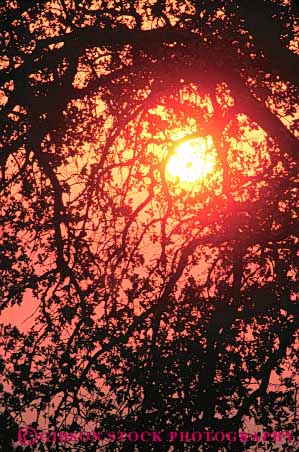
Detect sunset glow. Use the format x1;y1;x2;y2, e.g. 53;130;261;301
2;0;297;446
166;136;215;185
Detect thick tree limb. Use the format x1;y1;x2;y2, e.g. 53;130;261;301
227;73;299;160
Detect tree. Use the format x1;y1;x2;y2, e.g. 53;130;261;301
0;1;299;451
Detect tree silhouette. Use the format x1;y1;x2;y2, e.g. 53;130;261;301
0;1;299;451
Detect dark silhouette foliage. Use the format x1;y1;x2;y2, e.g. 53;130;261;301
0;1;299;451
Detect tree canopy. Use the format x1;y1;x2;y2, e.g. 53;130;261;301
0;1;299;451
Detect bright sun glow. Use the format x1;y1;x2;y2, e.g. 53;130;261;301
166;136;215;185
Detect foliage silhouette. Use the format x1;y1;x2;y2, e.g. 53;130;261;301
0;1;299;451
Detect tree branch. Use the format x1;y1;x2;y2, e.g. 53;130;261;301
239;0;299;86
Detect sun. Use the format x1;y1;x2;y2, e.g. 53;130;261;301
166;136;215;185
